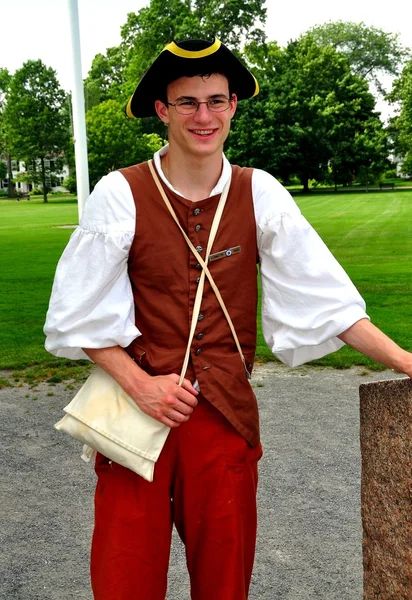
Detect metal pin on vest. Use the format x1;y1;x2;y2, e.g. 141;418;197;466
208;245;241;262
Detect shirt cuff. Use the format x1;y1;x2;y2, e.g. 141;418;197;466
270;305;369;367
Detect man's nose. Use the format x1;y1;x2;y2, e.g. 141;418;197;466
193;102;212;122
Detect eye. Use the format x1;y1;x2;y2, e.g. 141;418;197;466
177;100;197;107
209;98;226;106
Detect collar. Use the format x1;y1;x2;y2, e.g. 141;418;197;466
153;144;231;198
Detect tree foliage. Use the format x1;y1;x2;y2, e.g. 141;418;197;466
0;68;11;110
227;37;387;190
84;46;127;109
352;119;390;185
3;60;69;202
305;21;410;93
86;99;164;187
0;68;14;197
389;59;412;175
0;159;7;181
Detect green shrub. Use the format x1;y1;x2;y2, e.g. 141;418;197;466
285;175;301;186
31;188;43;195
383;169;398;179
63;175;77;194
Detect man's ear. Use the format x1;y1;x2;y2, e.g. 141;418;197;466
230;93;238;119
155;100;170;124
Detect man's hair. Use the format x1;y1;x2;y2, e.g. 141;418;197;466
157;72;233;105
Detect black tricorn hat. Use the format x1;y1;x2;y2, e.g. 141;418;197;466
125;37;259;118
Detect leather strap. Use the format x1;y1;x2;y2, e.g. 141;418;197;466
147;160;250;385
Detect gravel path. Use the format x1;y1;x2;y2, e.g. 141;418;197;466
0;363;406;600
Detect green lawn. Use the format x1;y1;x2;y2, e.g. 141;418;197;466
0;196;86;381
0;191;411;380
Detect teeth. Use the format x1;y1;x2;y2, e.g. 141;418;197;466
193;130;213;135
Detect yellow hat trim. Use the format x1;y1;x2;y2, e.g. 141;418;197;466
164;38;221;59
252;75;259;97
125;96;136;119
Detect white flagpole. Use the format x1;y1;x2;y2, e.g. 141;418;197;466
67;0;90;221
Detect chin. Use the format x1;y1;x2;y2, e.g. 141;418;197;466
192;146;222;159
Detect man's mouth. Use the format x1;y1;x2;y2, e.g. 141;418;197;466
190;129;215;136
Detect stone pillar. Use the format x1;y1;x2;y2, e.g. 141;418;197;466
359;377;412;599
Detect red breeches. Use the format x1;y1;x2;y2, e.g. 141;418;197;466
90;396;262;600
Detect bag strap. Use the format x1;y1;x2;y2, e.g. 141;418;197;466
147;160;250;385
179;175;229;385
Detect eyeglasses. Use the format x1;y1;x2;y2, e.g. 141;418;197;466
167;96;233;115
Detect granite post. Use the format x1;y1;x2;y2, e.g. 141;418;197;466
359;377;412;599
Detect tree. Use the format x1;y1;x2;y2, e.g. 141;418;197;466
84;46;127;109
304;21;410;93
3;60;69;203
0;159;7;182
0;68;15;198
227;37;388;190
226;41;289;175
352;119;390;186
388;59;412;176
86;99;164;187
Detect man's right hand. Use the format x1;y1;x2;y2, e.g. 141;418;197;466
131;372;198;428
82;346;198;429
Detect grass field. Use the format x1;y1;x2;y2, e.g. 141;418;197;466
0;190;411;381
0;196;89;383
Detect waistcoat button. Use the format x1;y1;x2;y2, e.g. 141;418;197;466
193;208;201;216
195;245;203;253
196;332;204;340
195;348;202;355
195;277;200;284
195;263;202;270
195;224;201;232
198;314;204;321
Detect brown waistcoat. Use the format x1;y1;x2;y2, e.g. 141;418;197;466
120;161;260;446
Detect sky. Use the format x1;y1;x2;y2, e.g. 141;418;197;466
1;0;411;118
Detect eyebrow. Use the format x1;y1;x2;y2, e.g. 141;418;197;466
174;94;228;101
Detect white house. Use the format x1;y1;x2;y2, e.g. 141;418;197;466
392;154;410;179
0;158;70;194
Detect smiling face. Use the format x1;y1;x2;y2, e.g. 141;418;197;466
155;73;237;160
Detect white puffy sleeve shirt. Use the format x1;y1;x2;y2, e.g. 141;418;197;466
44;149;368;366
44;171;140;360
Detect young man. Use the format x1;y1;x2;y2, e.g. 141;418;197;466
44;38;412;599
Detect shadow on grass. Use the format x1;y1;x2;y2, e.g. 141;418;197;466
47;198;79;205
